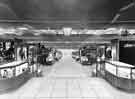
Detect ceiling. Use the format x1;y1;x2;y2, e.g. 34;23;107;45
0;0;134;28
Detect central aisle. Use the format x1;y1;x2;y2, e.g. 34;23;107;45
47;49;90;78
0;49;135;99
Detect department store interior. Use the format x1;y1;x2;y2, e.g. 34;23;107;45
0;0;135;99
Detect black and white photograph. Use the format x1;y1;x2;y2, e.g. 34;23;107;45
0;0;135;99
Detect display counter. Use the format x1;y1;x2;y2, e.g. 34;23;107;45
0;60;31;93
97;60;135;91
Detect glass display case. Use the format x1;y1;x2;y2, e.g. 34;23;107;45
97;60;135;91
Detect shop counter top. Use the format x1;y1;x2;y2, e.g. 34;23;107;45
106;61;134;69
105;61;135;79
0;60;27;69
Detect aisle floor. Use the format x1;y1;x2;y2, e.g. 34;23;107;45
0;49;135;99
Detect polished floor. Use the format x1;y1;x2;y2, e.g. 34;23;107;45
0;49;135;99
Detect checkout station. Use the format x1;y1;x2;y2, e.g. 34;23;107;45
97;37;135;91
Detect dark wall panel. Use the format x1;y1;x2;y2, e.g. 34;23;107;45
119;41;135;65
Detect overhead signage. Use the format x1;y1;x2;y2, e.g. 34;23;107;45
63;27;72;36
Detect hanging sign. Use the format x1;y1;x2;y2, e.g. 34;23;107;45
63;27;72;36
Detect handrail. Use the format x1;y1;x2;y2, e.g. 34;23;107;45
105;61;135;69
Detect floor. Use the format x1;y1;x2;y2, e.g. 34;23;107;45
0;49;135;99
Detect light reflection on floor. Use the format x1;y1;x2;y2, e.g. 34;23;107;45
0;49;135;99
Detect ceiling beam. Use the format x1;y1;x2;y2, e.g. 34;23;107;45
0;20;110;24
119;2;135;12
111;2;135;24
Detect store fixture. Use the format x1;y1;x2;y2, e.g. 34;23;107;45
0;38;32;93
97;37;135;91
